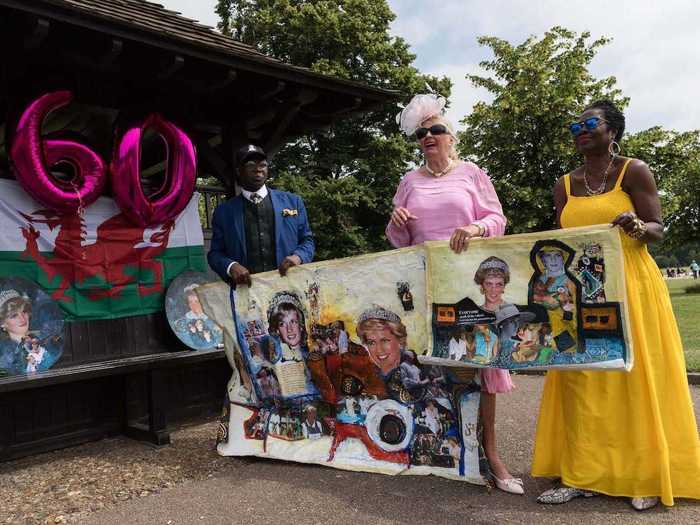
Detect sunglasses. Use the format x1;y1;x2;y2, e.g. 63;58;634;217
569;116;607;136
242;159;268;169
415;124;449;140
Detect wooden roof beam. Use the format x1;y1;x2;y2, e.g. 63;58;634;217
206;69;237;93
24;17;50;49
196;136;234;192
303;97;363;119
245;108;277;134
63;36;124;72
259;81;286;102
182;69;237;95
265;89;319;153
100;38;123;67
158;55;184;80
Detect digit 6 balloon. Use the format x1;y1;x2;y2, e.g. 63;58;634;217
10;91;107;213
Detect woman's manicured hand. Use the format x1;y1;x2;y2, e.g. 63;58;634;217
611;211;639;234
390;207;418;228
449;225;481;254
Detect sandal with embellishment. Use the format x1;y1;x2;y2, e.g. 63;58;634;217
537;487;597;504
630;497;659;511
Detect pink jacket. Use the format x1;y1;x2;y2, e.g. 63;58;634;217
386;161;506;247
386;161;513;394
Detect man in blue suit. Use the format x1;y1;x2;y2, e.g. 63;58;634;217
208;145;315;286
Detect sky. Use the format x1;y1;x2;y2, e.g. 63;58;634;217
158;0;700;133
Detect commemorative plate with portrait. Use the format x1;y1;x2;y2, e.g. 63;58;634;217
165;271;224;351
0;277;64;377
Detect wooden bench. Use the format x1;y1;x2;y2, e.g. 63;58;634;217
0;347;228;461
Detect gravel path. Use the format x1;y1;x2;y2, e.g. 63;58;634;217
0;421;228;524
1;376;698;524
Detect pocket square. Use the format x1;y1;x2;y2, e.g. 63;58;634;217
282;208;299;217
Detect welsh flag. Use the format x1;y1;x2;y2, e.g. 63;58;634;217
0;178;206;320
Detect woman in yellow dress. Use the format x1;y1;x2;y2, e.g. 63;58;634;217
532;100;700;510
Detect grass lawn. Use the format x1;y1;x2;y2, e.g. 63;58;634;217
666;278;700;372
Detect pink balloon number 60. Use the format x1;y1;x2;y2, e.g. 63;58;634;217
11;91;107;213
111;114;197;226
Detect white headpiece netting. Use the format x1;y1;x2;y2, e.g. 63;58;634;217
396;94;449;136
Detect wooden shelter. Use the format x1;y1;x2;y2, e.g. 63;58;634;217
0;0;395;460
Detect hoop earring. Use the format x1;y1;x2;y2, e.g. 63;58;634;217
608;141;621;157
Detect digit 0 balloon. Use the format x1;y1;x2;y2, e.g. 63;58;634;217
110;113;197;226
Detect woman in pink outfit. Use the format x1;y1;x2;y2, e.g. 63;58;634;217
387;94;521;495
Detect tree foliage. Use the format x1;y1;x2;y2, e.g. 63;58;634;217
458;27;627;233
624;128;700;248
216;0;451;260
650;239;700;270
214;8;699;254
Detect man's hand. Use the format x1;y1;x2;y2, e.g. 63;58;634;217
228;263;252;286
279;255;302;276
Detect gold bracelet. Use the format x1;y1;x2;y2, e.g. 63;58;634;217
627;218;647;239
471;223;486;237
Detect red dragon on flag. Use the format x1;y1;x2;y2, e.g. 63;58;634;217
20;209;175;303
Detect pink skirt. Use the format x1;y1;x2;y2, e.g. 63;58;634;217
481;368;515;394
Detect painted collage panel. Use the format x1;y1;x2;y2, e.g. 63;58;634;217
424;225;632;371
198;248;484;484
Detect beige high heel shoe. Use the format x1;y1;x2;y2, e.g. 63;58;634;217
493;476;524;495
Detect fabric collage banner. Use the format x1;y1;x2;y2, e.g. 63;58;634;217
198;225;631;483
0;178;206;320
424;224;632;371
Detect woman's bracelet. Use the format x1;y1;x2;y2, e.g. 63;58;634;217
471;223;486;237
627;217;648;239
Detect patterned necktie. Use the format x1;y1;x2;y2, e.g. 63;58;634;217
250;193;263;205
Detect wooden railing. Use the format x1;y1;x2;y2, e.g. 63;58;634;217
196;185;228;232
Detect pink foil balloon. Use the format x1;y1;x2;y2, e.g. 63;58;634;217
10;91;107;212
111;114;197;226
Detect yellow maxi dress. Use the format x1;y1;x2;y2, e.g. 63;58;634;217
531;160;700;506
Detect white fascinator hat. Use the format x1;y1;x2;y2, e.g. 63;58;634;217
396;93;456;137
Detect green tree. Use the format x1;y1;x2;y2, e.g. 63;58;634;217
458;27;626;233
624;128;700;248
216;0;451;260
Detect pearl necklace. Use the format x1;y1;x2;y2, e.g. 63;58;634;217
583;156;615;195
424;159;454;177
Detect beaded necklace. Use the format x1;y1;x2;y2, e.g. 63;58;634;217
424;159;454;177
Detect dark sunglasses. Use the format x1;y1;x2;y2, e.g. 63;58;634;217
569;116;607;136
415;124;449;140
242;159;268;169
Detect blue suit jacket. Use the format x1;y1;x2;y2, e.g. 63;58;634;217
207;189;315;282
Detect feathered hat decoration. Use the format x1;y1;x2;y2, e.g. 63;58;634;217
396;93;448;136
